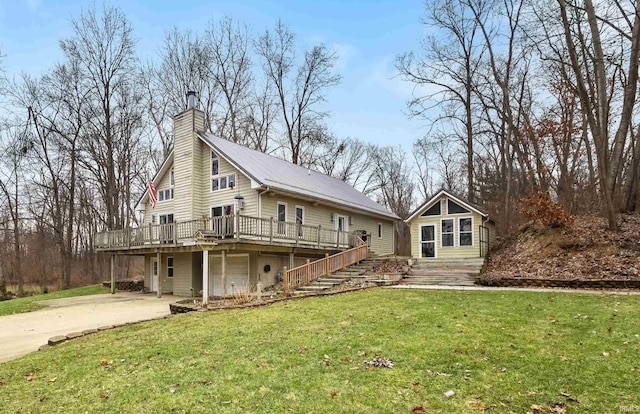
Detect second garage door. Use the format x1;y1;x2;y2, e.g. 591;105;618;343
208;254;250;297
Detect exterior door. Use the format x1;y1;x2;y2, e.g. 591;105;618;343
420;224;436;258
336;215;349;246
159;213;174;243
211;204;234;236
150;258;159;292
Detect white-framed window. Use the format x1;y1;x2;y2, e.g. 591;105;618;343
211;173;236;192
151;214;157;224
159;213;174;224
211;151;219;176
459;217;473;246
441;219;454;247
167;257;174;278
378;223;382;239
277;202;287;235
295;205;304;237
170;169;174;186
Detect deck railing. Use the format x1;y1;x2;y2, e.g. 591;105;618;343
95;214;354;250
282;237;369;293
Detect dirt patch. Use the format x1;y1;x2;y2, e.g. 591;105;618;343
483;214;640;281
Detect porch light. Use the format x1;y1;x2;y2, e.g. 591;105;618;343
234;194;245;210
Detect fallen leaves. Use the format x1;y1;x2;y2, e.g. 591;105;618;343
24;373;36;382
364;356;394;369
330;390;338;399
444;390;455;398
412;406;426;414
100;359;111;366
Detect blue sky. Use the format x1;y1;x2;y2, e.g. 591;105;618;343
0;0;428;150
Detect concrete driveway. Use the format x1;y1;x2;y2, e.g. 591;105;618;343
0;292;176;363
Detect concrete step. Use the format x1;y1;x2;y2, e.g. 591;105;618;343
316;278;343;284
401;280;476;286
409;269;480;276
296;285;332;291
411;263;483;270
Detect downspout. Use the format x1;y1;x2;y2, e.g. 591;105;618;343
257;186;270;220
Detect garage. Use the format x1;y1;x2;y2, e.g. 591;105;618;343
208;254;250;297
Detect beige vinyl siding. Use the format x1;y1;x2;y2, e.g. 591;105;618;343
143;158;175;225
409;197;486;259
143;254;179;294
200;150;258;218
261;193;394;255
172;109;206;222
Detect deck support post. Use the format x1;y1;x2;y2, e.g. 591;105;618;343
202;250;209;306
221;250;227;297
289;252;294;269
110;255;116;294
156;252;162;298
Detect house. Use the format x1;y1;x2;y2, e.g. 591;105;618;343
96;93;399;302
405;189;496;259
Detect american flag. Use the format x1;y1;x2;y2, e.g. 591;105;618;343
149;181;157;209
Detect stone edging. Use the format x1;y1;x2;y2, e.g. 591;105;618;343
170;284;382;314
101;280;144;291
477;278;640;289
40;313;181;351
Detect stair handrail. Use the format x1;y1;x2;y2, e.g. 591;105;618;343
282;238;369;293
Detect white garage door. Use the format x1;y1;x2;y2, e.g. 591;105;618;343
208;254;250;297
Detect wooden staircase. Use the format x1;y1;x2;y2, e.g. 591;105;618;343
293;254;382;294
401;258;484;286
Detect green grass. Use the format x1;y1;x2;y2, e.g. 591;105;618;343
0;289;639;413
0;284;109;316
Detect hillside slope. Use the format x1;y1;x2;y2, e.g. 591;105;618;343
483;214;640;280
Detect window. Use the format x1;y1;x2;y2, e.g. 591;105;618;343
157;188;173;202
167;257;174;278
459;218;473;246
211;152;219;176
421;201;441;216
277;202;287;235
151;214;157;224
170;169;174;186
159;213;174;224
448;199;470;214
295;206;304;237
441;219;454;247
378;223;382;238
211;173;235;192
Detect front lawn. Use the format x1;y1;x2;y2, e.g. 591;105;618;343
0;284;109;316
0;289;638;413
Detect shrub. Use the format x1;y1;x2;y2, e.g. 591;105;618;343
518;191;575;228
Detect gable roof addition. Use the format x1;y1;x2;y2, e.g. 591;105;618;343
405;189;488;223
199;133;399;220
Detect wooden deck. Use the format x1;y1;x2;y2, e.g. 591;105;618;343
95;214;355;252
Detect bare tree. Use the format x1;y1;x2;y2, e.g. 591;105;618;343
0;121;28;296
315;136;376;195
370;145;415;255
397;0;487;201
60;5;142;230
554;0;640;230
205;17;253;143
257;20;341;164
